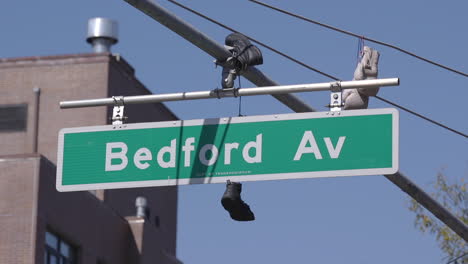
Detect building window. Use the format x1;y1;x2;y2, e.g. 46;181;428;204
0;104;28;132
45;231;77;264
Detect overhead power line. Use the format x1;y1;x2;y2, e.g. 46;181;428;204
375;95;467;138
167;0;338;81
167;0;468;139
249;0;468;78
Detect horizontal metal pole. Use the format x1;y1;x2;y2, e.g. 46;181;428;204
60;78;398;109
340;78;400;89
241;78;399;95
123;0;315;113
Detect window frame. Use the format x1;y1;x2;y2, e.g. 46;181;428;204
44;230;77;264
0;103;28;132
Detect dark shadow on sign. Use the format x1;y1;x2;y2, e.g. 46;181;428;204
186;117;233;186
174;120;184;186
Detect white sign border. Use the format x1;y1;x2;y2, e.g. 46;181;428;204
56;108;399;192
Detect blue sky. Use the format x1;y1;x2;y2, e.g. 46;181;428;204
1;0;467;263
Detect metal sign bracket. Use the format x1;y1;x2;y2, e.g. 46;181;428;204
112;96;126;125
329;81;343;112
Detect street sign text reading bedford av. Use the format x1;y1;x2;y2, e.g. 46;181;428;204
56;108;398;191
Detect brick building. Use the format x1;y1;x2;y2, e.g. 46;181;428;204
0;52;181;264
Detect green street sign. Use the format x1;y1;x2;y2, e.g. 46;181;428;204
56;108;398;192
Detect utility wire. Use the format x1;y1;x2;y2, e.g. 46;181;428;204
375;95;467;138
167;0;339;81
249;0;468;78
167;0;468;139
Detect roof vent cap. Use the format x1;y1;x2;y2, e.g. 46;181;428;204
86;18;118;53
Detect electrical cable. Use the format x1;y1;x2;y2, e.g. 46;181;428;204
167;0;339;81
375;95;467;138
249;0;468;78
167;0;468;139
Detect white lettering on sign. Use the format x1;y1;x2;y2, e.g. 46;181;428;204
134;148;152;169
324;137;346;159
294;131;346;161
104;133;264;171
105;132;345;171
105;142;129;171
199;144;219;166
157;139;176;168
224;143;239;165
242;133;262;163
182;137;195;167
294;131;322;160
